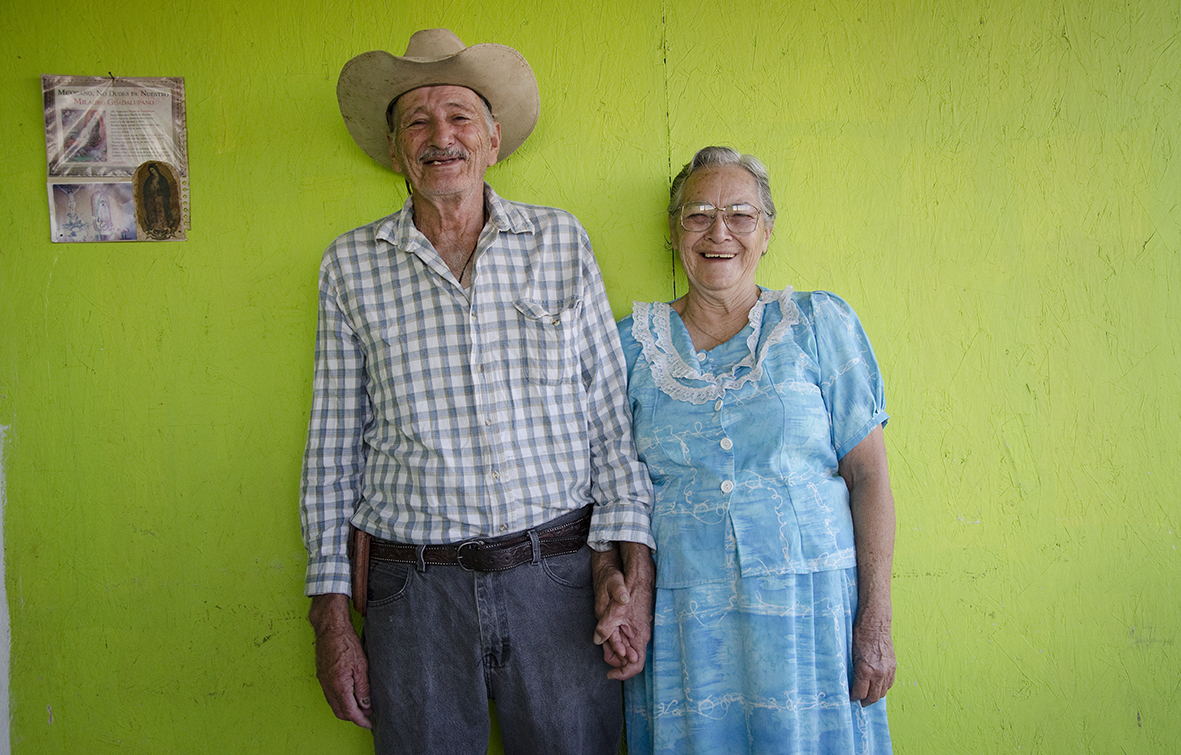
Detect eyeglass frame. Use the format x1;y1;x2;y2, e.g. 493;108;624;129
673;202;769;234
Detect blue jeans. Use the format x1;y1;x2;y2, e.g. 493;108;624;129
364;526;623;754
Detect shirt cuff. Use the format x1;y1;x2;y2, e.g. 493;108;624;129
588;500;656;552
304;555;352;598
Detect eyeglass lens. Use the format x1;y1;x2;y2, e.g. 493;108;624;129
681;203;761;233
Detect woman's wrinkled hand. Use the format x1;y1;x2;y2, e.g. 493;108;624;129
849;620;896;706
591;542;654;680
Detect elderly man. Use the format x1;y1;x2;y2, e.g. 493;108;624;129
300;29;654;754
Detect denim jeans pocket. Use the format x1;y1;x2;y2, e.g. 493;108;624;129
540;547;593;589
367;560;415;609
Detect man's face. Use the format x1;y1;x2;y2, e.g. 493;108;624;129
388;85;501;202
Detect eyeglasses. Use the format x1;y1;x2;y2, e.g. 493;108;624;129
676;202;766;234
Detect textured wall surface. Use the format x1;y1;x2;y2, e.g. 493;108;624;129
1;0;1178;753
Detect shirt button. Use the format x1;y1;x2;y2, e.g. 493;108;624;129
714;399;723;411
476;364;484;373
720;438;733;451
720;480;734;493
499;524;508;532
491;470;500;480
696;352;707;361
484;418;492;426
552;316;561;325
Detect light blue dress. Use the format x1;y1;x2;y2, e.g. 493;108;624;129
619;288;893;755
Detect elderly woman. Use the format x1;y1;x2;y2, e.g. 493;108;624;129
617;146;896;753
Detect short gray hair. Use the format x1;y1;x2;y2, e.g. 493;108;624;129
668;146;777;223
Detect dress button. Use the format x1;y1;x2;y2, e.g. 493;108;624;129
714;399;723;411
720;438;733;450
720;480;734;493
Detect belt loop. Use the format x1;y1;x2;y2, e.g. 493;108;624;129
415;544;427;573
528;530;542;565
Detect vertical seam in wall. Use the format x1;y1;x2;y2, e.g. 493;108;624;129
0;425;9;755
662;0;677;300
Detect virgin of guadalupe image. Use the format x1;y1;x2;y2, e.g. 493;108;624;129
63;109;108;163
135;161;181;239
91;190;114;240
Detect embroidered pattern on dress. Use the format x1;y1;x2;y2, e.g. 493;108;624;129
632;287;801;404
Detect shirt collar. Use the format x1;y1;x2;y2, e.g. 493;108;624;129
375;183;536;251
483;184;536;235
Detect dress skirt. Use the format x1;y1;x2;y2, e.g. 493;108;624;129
624;567;892;755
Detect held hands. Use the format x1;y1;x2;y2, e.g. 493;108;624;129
309;593;373;729
849;618;896;707
590;542;655;681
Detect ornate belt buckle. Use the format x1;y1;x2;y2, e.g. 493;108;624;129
456;539;484;571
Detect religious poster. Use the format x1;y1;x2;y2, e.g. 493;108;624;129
42;75;189;242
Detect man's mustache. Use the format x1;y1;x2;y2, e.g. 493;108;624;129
418;147;468;164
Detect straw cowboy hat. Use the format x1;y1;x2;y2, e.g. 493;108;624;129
337;29;540;169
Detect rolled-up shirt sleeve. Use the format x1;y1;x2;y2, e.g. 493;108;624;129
300;251;371;597
576;242;655;551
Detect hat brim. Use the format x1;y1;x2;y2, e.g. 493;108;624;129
337;44;540;170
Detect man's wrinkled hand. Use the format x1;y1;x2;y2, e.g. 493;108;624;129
310;593;373;729
591;543;654;681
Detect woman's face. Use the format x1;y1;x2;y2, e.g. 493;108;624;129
671;165;772;301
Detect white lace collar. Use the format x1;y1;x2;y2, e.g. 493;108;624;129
632;287;800;404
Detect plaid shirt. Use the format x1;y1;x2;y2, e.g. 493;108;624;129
301;186;654;596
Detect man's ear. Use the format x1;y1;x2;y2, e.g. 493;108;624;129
487;121;502;167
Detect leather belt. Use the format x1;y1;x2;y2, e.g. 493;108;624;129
368;508;591;572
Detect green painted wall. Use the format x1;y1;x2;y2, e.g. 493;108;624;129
2;0;1177;752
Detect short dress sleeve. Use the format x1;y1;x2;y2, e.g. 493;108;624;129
799;291;889;459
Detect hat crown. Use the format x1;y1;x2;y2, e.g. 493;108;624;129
337;28;539;169
403;29;467;62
